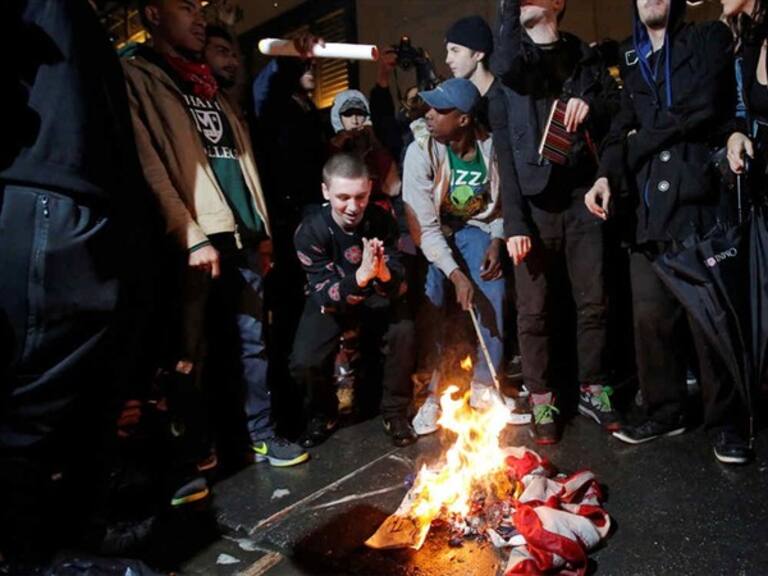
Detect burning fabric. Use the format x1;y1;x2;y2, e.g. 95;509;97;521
366;385;610;575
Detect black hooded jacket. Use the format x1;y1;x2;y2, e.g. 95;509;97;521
597;0;735;245
3;0;145;201
488;0;620;238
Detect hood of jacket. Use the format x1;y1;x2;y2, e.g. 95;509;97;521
330;89;372;133
632;0;686;108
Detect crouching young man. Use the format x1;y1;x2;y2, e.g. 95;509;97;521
290;153;417;448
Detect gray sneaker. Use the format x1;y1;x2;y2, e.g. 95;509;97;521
578;385;621;431
252;436;309;467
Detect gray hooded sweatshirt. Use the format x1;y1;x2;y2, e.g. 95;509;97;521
403;132;504;278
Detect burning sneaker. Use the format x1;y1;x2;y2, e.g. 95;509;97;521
578;385;621;432
531;393;560;445
412;395;441;435
470;383;531;425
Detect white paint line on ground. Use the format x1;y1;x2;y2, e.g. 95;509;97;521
307;484;404;511
248;447;400;536
386;453;415;468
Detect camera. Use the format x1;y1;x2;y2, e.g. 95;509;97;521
390;36;439;91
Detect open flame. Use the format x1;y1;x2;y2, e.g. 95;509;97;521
460;355;473;372
367;363;612;574
407;383;511;533
366;357;517;550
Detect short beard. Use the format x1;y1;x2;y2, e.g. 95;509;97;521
643;13;668;30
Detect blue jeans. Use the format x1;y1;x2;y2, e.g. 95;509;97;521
178;235;273;449
424;226;505;387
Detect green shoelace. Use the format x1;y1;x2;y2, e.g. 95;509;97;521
533;403;560;425
595;385;614;412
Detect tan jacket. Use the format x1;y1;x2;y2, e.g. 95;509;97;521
123;53;270;250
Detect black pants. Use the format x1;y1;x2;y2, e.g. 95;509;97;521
514;191;609;395
290;297;414;421
630;248;739;429
0;184;120;560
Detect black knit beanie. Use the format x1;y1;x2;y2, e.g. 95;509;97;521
445;15;493;56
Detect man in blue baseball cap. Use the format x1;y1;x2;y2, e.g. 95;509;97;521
404;78;524;434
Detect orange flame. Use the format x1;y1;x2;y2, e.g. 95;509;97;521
406;385;510;528
460;355;473;371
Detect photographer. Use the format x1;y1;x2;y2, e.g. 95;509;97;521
369;42;434;165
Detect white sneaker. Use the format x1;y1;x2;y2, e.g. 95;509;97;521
469;383;531;425
412;395;440;435
505;397;532;425
469;383;496;410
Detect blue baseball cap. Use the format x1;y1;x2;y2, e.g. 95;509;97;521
419;78;480;114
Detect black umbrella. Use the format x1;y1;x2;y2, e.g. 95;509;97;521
749;207;768;399
652;208;763;443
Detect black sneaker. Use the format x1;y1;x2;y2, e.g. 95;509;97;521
578;386;621;432
170;476;210;507
612;419;685;445
196;448;218;473
505;355;523;380
531;398;560;445
252;436;309;467
711;427;751;465
383;416;417;447
298;417;338;448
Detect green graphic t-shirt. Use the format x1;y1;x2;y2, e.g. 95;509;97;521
180;91;265;240
441;144;490;220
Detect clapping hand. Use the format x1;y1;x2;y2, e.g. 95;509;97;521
355;238;390;287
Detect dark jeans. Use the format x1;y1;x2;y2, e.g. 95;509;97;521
173;235;273;457
514;192;608;395
0;184;120;559
630;248;739;429
290;297;414;421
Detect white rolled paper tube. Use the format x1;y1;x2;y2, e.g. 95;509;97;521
258;38;379;61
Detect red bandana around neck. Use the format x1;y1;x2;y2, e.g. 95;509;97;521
163;53;219;101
